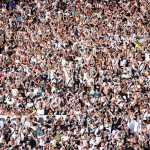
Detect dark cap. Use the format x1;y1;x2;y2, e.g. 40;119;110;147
84;146;87;149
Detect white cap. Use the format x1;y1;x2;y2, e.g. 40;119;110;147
123;96;126;100
15;60;20;63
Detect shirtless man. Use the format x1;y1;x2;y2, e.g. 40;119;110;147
24;109;36;128
101;82;112;96
81;51;93;66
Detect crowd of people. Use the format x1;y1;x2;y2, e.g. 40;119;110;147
0;0;150;149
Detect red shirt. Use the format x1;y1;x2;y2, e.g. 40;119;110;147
0;72;3;79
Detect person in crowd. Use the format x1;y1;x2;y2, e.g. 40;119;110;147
0;0;150;149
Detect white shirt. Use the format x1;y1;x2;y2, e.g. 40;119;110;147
112;129;119;139
5;96;15;105
0;134;4;143
134;121;138;133
89;138;98;150
145;52;150;61
78;145;83;150
33;87;39;96
66;76;73;87
138;120;142;133
11;89;18;97
46;11;50;20
100;146;107;150
83;72;88;80
27;102;33;108
12;134;21;145
61;135;68;142
80;128;88;135
96;136;101;144
37;109;44;115
146;124;150;134
62;59;66;66
39;138;45;146
127;120;135;133
31;57;37;63
120;58;127;66
76;57;82;64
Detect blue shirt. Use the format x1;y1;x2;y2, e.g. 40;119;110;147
8;1;15;9
35;130;41;136
94;92;101;99
37;90;43;96
16;17;21;22
40;83;45;88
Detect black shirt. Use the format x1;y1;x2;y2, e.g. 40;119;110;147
62;124;68;131
44;108;50;115
74;134;81;145
3;128;11;140
29;138;36;148
74;78;80;87
23;133;29;143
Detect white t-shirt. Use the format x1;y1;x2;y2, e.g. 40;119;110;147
120;58;127;66
27;102;33;108
37;109;44;115
0;134;4;143
96;136;101;144
138;120;142;133
89;138;98;150
62;59;66;66
39;139;45;146
33;87;39;96
50;70;55;80
100;146;107;150
31;57;37;63
134;121;138;133
61;135;68;142
46;11;50;20
12;134;21;145
99;125;104;130
146;124;150;134
5;97;15;105
11;89;18;97
76;57;82;64
66;76;73;87
127;120;135;133
145;52;150;61
78;145;83;150
83;72;88;80
80;128;87;135
112;129;119;139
